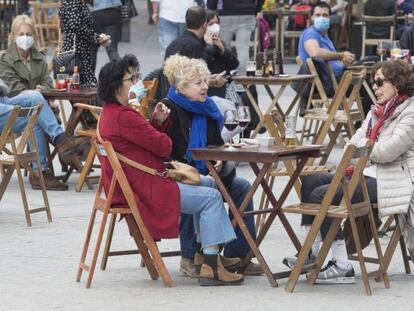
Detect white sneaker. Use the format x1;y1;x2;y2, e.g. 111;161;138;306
315;260;355;284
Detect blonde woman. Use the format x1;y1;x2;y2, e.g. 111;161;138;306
0;14;53;97
162;54;263;277
98;54;244;286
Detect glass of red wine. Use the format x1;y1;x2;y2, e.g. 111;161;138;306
223;109;239;150
237;105;251;143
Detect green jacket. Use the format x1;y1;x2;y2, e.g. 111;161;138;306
0;44;54;97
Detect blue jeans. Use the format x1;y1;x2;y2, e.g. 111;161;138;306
178;175;236;249
158;18;186;55
0;91;64;171
180;175;256;258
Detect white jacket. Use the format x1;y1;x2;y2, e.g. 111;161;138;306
349;98;414;217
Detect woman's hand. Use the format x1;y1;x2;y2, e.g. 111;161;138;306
100;33;111;47
152;102;170;125
204;31;214;45
214;160;223;173
213;36;225;54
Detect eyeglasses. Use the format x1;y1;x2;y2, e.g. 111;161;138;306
123;72;142;84
371;78;388;87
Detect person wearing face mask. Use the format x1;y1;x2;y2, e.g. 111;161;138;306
98;54;244;286
204;9;239;99
283;60;414;284
0;14;54;97
298;1;355;78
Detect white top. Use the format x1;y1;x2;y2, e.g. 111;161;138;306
151;0;197;23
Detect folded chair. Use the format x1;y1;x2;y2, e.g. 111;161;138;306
77;139;173;288
0;105;52;227
73;103;102;192
361;15;395;59
255;112;330;232
283;140;389;295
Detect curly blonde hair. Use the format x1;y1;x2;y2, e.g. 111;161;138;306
163;54;210;91
8;14;37;47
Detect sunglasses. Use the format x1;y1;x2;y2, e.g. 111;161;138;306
123;72;142;84
371;78;388;87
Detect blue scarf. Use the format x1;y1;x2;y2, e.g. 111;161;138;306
167;86;223;175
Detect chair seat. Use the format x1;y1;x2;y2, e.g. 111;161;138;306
269;165;331;177
0;154;14;164
283;201;371;218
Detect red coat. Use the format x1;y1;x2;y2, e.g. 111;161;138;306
99;102;180;239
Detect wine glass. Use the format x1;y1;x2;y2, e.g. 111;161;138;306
237;106;251;143
223;109;239;151
376;41;386;62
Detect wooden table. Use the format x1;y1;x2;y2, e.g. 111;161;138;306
191;144;324;287
41;87;98;176
233;74;315;138
42;86;98;135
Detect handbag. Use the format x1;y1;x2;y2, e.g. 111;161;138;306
96;117;200;185
53;33;81;79
120;0;138;19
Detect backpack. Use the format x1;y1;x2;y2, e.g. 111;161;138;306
293;4;311;30
258;17;271;51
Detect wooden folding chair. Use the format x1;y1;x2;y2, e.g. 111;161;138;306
283;140;389;295
255;112;330;232
73;103;102;192
32;1;61;50
304;69;365;165
361;15;395;59
76;139;173;288
280;9;311;59
0;105;52;227
300;57;338;143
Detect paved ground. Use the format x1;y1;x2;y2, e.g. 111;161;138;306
1;1;414;310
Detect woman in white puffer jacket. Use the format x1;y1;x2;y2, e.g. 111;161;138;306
283;60;414;284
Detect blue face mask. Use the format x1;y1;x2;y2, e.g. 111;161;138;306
313;17;330;32
128;80;147;103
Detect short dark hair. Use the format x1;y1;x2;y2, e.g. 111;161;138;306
186;6;207;30
98;54;139;105
206;9;219;23
311;1;331;16
372;60;414;96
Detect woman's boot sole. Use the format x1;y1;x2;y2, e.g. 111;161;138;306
199;277;244;286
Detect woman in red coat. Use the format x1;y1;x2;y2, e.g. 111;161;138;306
97;54;243;286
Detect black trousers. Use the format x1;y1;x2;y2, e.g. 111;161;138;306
301;173;378;241
91;7;122;73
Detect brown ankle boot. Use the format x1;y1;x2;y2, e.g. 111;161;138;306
194;251;241;273
30;170;68;191
56;136;90;164
199;254;244;286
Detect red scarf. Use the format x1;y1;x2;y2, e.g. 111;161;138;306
366;94;409;141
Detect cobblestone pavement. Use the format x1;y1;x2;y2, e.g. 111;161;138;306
1;1;414;310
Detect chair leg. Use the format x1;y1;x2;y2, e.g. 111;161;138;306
76;148;96;192
35;157;52;223
100;213;117;271
348;214;372;295
85;206;111;288
124;214;160;281
399;233;411;274
14;163;32;227
0;167;14;202
76;205;99;283
255;174;275;232
306;219;342;285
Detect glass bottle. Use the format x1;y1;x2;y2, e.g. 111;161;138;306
71;66;80;91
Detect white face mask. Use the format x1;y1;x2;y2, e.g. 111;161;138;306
207;23;220;35
15;35;34;51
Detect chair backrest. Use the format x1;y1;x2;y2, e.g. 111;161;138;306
319;140;374;212
306;57;337;102
361;14;395;58
313;70;353;146
0;105;42;155
73;103;102;122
